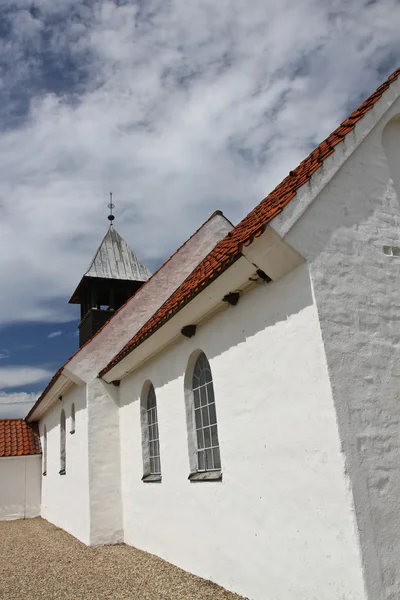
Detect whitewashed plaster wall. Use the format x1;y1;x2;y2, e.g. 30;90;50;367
87;377;122;545
40;384;90;544
66;212;233;545
118;263;366;600
0;456;41;520
283;97;400;600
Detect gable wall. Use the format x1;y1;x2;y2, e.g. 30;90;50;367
118;262;366;600
40;384;90;544
285;96;400;600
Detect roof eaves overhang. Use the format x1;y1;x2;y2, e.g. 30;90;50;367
101;255;255;383
101;229;304;383
26;371;74;422
68;275;89;304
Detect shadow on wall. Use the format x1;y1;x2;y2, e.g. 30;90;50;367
286;118;400;272
42;394;86;435
382;115;400;205
119;262;314;405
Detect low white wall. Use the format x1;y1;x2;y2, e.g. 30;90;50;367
0;456;41;520
40;384;90;544
119;263;366;600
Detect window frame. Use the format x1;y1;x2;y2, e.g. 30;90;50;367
70;403;75;434
42;425;47;476
140;382;162;483
60;409;66;475
184;350;222;482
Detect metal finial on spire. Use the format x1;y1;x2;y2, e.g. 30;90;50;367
108;192;115;224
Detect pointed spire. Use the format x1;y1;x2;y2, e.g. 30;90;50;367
68;210;151;305
83;226;151;282
108;192;115;225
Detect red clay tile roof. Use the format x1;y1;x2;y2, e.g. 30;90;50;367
100;67;400;377
0;419;41;457
26;211;232;420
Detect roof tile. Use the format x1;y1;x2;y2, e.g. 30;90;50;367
0;420;41;457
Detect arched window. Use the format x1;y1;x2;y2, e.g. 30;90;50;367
191;352;221;474
70;403;75;434
141;383;161;481
43;425;47;476
60;409;66;475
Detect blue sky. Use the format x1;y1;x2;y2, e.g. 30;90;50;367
0;0;399;417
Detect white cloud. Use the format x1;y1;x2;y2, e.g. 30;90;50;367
0;366;53;389
47;330;63;339
0;391;38;418
0;0;399;326
0;349;10;359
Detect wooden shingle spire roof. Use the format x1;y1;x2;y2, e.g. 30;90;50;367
83;226;151;282
69;226;151;304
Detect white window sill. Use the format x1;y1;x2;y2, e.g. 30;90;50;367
142;473;162;483
188;470;222;482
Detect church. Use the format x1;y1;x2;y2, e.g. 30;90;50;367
1;67;400;600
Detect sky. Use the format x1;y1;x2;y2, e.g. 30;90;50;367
0;0;399;418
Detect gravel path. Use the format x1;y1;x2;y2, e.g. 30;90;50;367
0;518;245;600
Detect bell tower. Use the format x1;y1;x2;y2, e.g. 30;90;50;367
69;196;151;347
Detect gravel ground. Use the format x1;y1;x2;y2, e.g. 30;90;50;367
0;518;245;600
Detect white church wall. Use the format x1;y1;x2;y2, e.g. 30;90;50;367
0;456;41;520
283;96;400;600
87;377;123;545
40;384;90;544
119;262;366;600
65;212;233;546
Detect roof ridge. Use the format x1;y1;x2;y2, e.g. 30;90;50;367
100;66;400;376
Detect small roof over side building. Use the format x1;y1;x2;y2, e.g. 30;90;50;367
69;226;152;304
0;419;41;457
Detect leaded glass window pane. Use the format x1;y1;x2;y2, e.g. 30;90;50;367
192;353;221;472
147;385;161;475
209;402;217;425
193;388;201;409
195;408;202;429
198;450;205;471
213;447;221;469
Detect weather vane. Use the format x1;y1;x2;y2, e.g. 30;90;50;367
108;192;115;224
